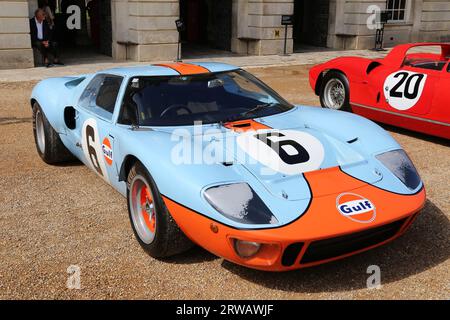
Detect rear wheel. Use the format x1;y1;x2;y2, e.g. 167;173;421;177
32;102;75;164
127;161;193;258
319;71;351;111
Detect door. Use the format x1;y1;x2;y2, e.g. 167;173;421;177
70;74;123;184
377;63;439;116
430;62;450;123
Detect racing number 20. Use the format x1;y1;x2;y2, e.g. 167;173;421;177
255;132;310;165
389;72;425;100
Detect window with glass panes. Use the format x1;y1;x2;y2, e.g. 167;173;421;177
386;0;407;21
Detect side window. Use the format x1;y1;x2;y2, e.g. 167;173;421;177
79;74;123;120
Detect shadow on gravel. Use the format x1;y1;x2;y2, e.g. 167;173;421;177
0;117;32;125
382;124;450;147
163;246;218;264
221;200;449;292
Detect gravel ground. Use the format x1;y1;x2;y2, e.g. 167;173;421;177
0;65;448;300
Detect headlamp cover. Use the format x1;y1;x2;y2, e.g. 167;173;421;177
376;149;421;190
204;183;278;225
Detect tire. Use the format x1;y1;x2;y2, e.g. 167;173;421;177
127;161;193;258
319;71;351;111
32;102;75;164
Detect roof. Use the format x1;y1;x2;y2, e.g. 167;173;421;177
101;62;240;77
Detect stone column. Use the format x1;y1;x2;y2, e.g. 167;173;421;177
127;0;179;61
232;0;293;55
0;0;34;69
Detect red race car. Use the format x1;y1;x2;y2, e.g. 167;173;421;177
309;43;450;139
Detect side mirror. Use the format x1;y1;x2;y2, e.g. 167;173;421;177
64;106;76;130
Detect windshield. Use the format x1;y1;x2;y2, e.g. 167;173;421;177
119;69;293;126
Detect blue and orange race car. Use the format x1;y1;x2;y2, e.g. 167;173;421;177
31;62;425;271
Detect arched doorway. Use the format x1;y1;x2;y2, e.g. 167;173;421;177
293;0;330;51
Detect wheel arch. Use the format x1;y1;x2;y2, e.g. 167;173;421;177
119;154;141;183
316;69;348;95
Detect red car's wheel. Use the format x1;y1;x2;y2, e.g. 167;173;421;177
127;161;193;258
319;71;351;111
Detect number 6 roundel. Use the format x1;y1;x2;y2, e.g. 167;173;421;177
237;130;325;175
81;118;110;183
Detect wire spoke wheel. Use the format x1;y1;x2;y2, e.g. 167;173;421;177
324;78;346;110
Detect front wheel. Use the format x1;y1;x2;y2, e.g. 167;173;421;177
127;161;194;258
319;71;351;111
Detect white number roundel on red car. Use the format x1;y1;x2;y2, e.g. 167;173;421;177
236;130;325;175
383;70;427;111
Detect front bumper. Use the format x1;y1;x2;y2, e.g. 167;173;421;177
164;168;426;271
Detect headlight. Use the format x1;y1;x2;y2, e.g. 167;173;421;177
233;240;261;258
376;149;421;190
204;183;278;225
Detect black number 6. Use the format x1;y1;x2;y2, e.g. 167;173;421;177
85;125;104;177
255;132;310;165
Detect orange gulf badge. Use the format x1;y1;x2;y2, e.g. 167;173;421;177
102;137;113;166
336;193;376;224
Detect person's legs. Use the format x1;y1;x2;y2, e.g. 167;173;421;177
49;41;63;64
33;41;49;65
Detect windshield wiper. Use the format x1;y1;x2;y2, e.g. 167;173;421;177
240;102;277;118
219;103;278;125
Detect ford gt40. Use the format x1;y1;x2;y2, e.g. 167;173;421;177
31;62;425;271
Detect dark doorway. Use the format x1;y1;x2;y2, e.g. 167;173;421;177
293;0;330;50
40;0;113;63
179;0;232;57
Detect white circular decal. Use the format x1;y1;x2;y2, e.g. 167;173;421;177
383;70;427;110
237;130;325;175
81;118;109;182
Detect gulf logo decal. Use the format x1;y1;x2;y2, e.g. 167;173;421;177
336;193;376;223
102;137;113;166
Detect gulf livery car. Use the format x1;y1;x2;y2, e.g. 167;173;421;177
31;62;425;271
309;43;450;139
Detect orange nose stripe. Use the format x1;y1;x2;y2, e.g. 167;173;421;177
224;120;271;132
155;63;210;75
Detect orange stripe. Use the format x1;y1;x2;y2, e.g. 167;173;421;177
224;120;271;132
163;166;425;271
155;62;210;75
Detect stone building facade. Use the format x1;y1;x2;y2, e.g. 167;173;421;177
0;0;449;69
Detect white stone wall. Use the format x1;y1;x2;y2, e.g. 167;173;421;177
332;0;450;50
418;0;450;42
0;0;33;69
112;0;179;61
242;0;294;55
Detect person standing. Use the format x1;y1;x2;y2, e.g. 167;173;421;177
41;0;55;29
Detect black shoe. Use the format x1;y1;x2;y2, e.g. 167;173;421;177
46;63;54;68
54;61;64;66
